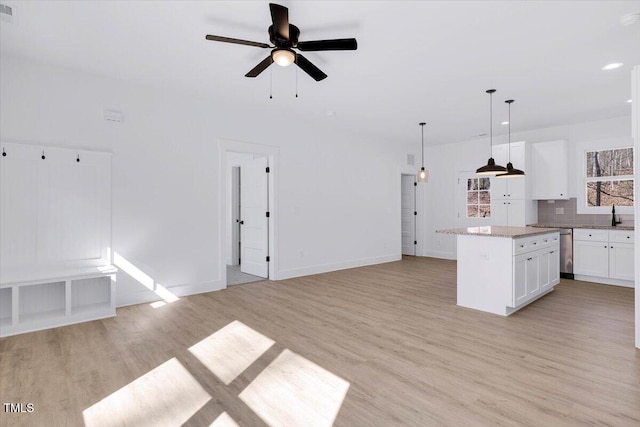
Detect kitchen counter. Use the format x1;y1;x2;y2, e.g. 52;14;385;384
436;225;560;238
530;223;634;231
440;228;561;316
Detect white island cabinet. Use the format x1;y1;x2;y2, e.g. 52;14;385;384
437;226;560;316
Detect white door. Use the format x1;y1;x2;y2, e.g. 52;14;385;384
513;254;528;306
401;175;416;255
609;243;635;281
240;157;269;278
538;250;551;292
574;240;609;277
526;255;540;298
491;200;509;226
457;172;492;228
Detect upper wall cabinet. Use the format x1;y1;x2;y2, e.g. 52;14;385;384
489;141;537;227
0;142;111;283
492;141;527;199
531;140;569;200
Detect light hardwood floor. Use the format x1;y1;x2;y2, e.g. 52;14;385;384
1;257;638;426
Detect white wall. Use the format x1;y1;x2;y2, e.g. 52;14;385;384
421;116;633;259
632;64;639;349
0;55;411;306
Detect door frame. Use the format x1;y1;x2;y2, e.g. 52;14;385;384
399;166;423;257
400;173;417;256
218;139;279;287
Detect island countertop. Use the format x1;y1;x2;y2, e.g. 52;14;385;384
436;226;560;238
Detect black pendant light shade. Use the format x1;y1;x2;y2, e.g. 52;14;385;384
476;157;507;175
417;122;428;182
496;99;525;179
476;89;507;176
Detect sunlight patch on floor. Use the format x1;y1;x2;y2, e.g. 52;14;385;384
188;320;275;385
239;349;350;427
82;358;210;427
209;411;240;427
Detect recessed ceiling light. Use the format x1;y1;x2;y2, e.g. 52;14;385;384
501;121;509;125
628;99;633;103
601;63;624;71
326;111;336;117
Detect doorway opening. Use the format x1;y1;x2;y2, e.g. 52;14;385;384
219;140;278;288
401;174;417;256
226;152;269;286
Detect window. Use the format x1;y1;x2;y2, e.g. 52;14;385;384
467;177;491;218
585;147;633;207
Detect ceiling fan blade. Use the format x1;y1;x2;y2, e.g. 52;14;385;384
245;55;274;78
269;3;289;40
205;35;270;49
296;38;358;51
295;54;327;81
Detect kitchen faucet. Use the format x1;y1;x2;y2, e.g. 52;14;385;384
611;205;622;226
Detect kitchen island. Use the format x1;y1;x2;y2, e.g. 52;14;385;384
437;226;560;316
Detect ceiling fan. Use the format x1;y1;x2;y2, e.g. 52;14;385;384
205;3;357;81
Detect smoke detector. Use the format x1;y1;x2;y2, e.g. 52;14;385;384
620;11;640;26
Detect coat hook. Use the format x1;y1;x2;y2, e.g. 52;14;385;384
41;151;46;160
2;148;6;157
76;154;80;163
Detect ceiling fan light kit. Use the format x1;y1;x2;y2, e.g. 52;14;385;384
272;49;295;66
476;89;507;176
496;99;525;179
205;3;357;82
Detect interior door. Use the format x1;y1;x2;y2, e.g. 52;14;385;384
240;157;268;278
457;171;492;228
401;175;416;255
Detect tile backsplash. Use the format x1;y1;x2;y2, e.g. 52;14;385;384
537;198;634;226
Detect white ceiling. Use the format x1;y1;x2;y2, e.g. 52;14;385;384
1;1;639;146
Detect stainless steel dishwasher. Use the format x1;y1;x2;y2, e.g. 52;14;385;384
559;228;573;279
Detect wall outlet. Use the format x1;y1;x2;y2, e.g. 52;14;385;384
555;207;564;214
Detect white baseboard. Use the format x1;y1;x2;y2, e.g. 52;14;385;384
573;275;634;288
169;279;225;297
116;279;226;308
422;250;457;260
116;291;160;308
277;254;401;280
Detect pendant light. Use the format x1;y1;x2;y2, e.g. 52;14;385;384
476;89;507;175
496;99;525;179
417;122;429;182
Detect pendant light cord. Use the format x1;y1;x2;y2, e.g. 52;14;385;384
506;99;514;162
486;89;496;156
508;102;511;161
489;91;493;155
420;122;426;168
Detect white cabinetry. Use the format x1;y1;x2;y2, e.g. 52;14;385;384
511;233;560;308
0;267;116;337
0;142;115;336
574;229;635;287
490;141;537;227
532;140;569;200
454;230;560;316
